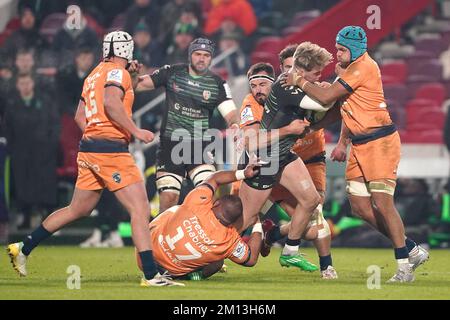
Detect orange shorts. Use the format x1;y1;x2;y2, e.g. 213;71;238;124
75;152;143;192
346;131;401;182
270;161;326;204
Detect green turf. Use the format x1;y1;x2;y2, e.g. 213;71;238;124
1;246;449;300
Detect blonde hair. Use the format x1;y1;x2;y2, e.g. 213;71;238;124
293;42;333;71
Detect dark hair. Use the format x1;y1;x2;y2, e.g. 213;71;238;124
76;47;94;56
247;62;275;79
220;195;243;224
278;44;298;65
16;48;35;57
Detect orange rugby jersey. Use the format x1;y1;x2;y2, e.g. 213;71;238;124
150;185;250;276
337;52;393;136
292;129;325;161
239;93;264;128
81;61;134;142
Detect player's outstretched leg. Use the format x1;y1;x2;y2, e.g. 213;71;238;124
6;188;102;277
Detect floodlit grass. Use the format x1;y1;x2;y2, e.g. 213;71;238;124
1;247;449;300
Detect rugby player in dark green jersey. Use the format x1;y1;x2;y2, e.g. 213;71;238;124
137;38;240;213
237;43;337;272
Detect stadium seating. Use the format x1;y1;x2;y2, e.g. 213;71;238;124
57;113;82;178
414;82;447;105
381;61;408;84
39;13;67;43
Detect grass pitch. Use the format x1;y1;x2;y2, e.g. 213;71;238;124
0;247;449;300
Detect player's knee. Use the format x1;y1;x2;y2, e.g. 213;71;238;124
303;225;318;241
304;193;321;214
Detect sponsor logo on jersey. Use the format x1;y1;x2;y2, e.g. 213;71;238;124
112;172;121;183
203;90;211;100
240;106;255;124
106;69;123;83
232;241;246;260
188;80;200;87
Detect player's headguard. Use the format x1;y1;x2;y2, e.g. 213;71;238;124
336;26;367;62
188;37;215;58
103;30;134;63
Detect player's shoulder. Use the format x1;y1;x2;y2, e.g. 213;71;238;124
241;93;261;110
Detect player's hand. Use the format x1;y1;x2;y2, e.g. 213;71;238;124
128;60;143;75
335;63;345;77
281;71;301;88
134;129;154;144
318;81;331;88
286;119;310;136
330;142;347;162
243;163;261;178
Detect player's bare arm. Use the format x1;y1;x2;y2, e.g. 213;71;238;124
245;119;310;153
285;73;348;106
74;100;86;132
127;60;143;90
330;120;351;162
240;227;262;267
135;74;155;92
103;86;154;143
204;164;260;191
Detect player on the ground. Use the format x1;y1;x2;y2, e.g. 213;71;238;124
136;160;265;283
7;31;176;286
136;38;239;214
261;43;337;279
284;26;429;282
237;45;337;272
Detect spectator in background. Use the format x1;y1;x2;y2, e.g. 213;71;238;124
249;0;273;19
124;0;160;37
204;0;258;37
4;74;60;229
0;58;14;98
52;10;99;59
14;48;55;94
440;44;450;80
55;48;95;115
0;94;8;244
216;29;249;76
159;0;203;45
1;7;47;59
133;23;164;72
166;23;197;64
395;179;438;244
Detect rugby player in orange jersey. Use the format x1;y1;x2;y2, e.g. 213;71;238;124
7;31;179;286
284;26;429;282
136;163;264;282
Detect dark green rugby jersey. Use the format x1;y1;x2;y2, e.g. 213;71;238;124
150;64;232;140
260;80;308;160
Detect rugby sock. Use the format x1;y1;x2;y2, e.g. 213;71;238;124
22;225;52;256
282;238;301;256
266;226;283;244
139;250;158;280
405;238;418;254
274;203;291;222
394;246;409;266
319;254;333;271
